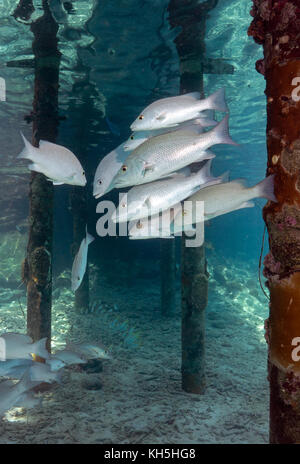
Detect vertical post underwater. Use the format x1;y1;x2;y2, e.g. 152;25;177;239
21;0;61;351
70;99;89;314
249;1;300;443
160;240;176;316
168;0;218;394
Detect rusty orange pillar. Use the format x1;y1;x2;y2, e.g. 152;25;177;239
249;0;300;443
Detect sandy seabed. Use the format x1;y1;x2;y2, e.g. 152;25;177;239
0;252;269;444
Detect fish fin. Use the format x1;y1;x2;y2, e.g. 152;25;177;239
39;140;60;151
85;225;95;246
28;163;42;173
230;178;248;187
202;88;228;113
18;132;36;160
220;170;230;182
52;181;64;185
254;174;277;203
210;114;238;147
156;112;167;121
240;201;255;209
197;150;215;161
33;337;49;360
183;91;201;100
142;163;155;177
195;117;218;127
207;201;255;220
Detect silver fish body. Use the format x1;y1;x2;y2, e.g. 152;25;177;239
0;333;49;360
66;342;111;360
93;143;129;199
124;117;217;151
175;175;277;225
130;88;228;131
71;227;95;292
53;349;87;365
114;115;236;188
18;133;86;186
112;160;221;223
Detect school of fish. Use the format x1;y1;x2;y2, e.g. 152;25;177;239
4;88;277;419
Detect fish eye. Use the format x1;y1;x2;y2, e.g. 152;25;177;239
130;135;134;140
122;165;127;172
82;171;85;176
136;221;143;229
77;277;80;281
98;180;102;184
139;115;144;120
121;203;126;208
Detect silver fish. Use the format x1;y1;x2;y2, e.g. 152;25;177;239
66;342;111;360
175;175;277;226
93;143;129;199
18;133;86;186
0;369;34;418
0;359;34;379
124;117;217;151
29;363;62;384
112;159;221;223
113;115;236;188
71;227;95;292
45;357;66;372
0;333;49;360
130;88;228;131
53;349;87;366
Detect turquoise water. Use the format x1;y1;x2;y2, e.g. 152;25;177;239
0;0;269;444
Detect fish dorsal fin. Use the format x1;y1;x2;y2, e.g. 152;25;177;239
39;139;58;149
39;140;70;154
182;92;201;100
229;178;248;188
220;171;230;182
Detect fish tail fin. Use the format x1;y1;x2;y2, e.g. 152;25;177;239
17;132;36;160
204;88;229;113
254;174;277;202
85;226;95;246
33;337;50;360
210;114;238;147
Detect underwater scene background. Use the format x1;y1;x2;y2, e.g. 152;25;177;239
0;0;270;444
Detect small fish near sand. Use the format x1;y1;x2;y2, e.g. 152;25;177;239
66;342;111;360
130;88;228;131
17;133;87;186
71;226;95;292
52;349;87;366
